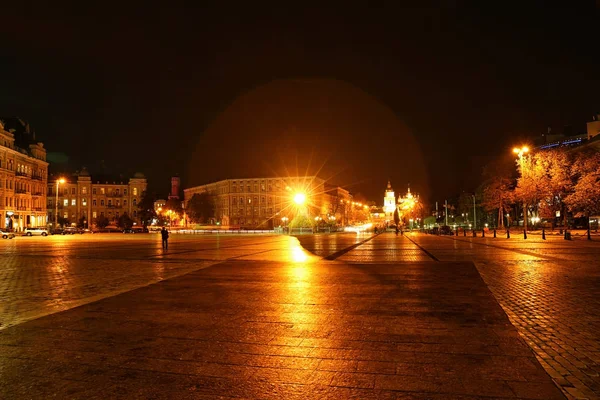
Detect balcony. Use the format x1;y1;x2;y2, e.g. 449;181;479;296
110;193;123;197
32;175;43;181
16;206;27;211
32;192;44;196
15;171;29;178
15;189;27;194
33;207;44;211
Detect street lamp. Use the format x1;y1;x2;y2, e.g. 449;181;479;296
513;146;530;232
54;178;66;229
281;216;289;233
472;194;476;230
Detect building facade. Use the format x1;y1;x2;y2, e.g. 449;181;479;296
184;176;353;228
47;171;147;228
0;120;48;231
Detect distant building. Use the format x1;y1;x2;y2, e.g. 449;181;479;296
154;199;166;212
184;176;353;228
47;171;147;228
169;176;180;200
383;181;396;220
587;113;600;141
536;126;587;151
0;119;49;231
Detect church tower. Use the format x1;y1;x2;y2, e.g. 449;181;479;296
383;181;396;218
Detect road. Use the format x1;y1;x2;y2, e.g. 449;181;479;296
1;231;598;398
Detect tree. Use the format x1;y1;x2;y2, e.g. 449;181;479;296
186;193;215;224
77;216;87;229
95;215;109;229
514;153;548;230
535;150;573;229
481;176;513;228
165;198;184;217
117;213;134;229
564;151;600;221
57;216;69;228
137;191;156;227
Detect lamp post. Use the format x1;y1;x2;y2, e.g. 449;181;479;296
472;194;476;230
54;178;65;229
513;146;530;232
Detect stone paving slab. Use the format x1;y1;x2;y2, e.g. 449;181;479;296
0;258;564;399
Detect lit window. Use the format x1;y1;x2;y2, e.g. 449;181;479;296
82;187;87;195
133;188;138;196
63;199;68;206
101;188;105;195
71;199;76;206
82;198;87;206
92;212;97;218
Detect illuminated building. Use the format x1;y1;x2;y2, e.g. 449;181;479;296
0;119;48;231
184;176;352;228
47;170;147;227
383;181;396;219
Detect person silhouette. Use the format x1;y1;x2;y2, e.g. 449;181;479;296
161;227;169;250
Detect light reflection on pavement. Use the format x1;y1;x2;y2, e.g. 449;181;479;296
0;234;299;330
299;232;600;399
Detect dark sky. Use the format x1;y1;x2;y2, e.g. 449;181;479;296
1;3;598;204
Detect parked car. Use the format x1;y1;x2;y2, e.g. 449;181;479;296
24;227;48;236
1;229;15;239
62;227;84;234
123;227;149;234
439;225;454;235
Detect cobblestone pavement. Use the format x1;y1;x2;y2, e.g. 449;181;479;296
0;234;292;329
0;236;563;399
322;232;599;399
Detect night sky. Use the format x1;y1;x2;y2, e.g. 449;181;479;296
1;3;598;204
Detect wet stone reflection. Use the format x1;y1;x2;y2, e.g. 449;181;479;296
0;232;587;398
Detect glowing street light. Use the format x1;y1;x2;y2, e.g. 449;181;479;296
54;178;66;229
513;146;529;158
294;193;306;205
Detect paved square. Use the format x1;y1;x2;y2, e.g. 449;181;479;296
0;233;567;399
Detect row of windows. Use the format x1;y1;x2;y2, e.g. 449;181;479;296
0;159;46;176
2;197;44;209
50;187;139;196
49;210;138;220
49;198;138;207
1;179;44;193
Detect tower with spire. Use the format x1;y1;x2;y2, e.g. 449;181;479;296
383;180;396;218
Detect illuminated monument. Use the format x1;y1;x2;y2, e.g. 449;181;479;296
383;181;396;220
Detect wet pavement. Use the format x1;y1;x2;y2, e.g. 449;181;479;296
0;232;587;398
301;232;600;399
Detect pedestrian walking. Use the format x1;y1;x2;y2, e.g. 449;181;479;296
161;227;169;250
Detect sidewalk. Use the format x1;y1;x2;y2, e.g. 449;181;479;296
0;257;565;399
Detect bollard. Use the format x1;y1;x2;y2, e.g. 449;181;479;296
493;229;497;238
472;229;476;237
482;229;485;238
455;230;458;236
463;229;466;237
542;229;546;240
564;230;571;240
588;227;592;241
507;229;510;239
524;229;527;240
